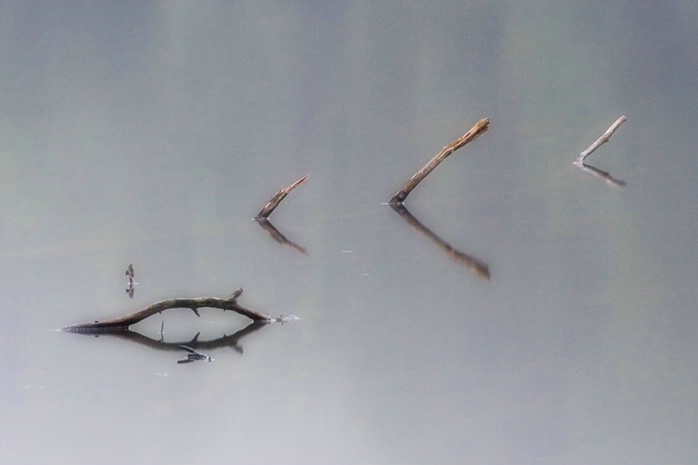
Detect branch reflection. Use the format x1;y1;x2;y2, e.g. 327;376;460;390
573;161;627;187
69;320;269;358
390;204;490;280
255;218;308;255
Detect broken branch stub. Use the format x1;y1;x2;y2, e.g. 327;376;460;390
389;118;490;205
255;175;309;220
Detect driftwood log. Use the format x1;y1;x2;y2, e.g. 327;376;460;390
62;288;274;333
390;118;490;205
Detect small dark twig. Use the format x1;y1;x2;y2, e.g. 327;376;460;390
255;175;309;220
390;118;489;205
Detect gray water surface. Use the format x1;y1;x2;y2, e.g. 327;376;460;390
1;2;697;464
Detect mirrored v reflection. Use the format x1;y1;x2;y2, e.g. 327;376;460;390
572;115;628;188
389;204;490;280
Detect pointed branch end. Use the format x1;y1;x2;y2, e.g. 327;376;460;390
228;288;243;303
291;175;309;189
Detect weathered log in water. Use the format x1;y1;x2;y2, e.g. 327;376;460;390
62;289;272;333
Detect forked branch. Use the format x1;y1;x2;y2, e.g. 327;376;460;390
62;289;274;333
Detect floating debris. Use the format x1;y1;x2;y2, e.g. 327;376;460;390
177;345;213;364
125;264;138;298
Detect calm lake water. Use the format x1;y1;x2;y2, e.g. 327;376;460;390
2;2;697;464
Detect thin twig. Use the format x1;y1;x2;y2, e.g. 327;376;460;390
574;115;627;166
389;118;489;205
63;289;272;333
255;175;308;220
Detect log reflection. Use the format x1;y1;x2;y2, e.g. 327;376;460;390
67;321;269;358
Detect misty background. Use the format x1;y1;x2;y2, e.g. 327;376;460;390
1;2;697;464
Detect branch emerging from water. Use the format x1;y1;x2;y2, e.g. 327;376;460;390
389;118;490;205
62;289;272;333
255;175;308;220
574;115;627;166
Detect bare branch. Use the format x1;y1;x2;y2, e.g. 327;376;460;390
390;118;490;205
62;292;272;333
255;175;309;220
574;115;627;166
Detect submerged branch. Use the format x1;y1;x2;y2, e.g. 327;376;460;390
255;175;309;220
62;289;272;333
390;118;489;205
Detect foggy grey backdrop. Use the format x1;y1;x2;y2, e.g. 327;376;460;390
1;2;697;464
